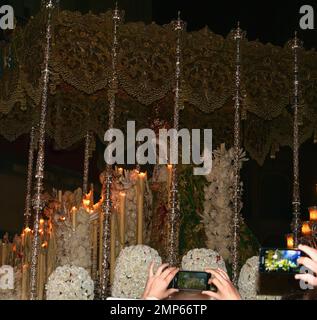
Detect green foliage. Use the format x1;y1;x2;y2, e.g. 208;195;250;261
238;221;260;268
178;165;207;256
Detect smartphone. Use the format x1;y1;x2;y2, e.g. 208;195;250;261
259;248;302;274
169;270;216;292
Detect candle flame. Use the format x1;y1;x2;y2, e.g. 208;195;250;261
24;227;31;234
82;190;93;209
139;172;146;178
309;206;317;221
302;221;312;236
286;234;294;248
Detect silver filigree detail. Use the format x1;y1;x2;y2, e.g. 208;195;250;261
166;12;185;267
290;32;302;247
29;3;54;300
24;126;35;228
231;22;244;286
100;3;122;300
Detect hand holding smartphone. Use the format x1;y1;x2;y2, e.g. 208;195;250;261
169;270;217;292
259;248;302;274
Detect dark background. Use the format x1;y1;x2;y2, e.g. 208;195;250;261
0;0;317;246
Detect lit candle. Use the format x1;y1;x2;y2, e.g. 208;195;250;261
119;192;126;249
71;206;77;231
58;190;62;202
137;172;146;244
301;221;312;236
286;234;294;249
309;206;317;221
21;232;25;248
37;248;46;300
1;242;7;266
24;227;31;251
21;264;29;300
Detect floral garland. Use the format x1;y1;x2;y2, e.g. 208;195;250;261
238;256;281;300
111;245;162;299
201;145;247;262
181;248;227;272
46;265;94;300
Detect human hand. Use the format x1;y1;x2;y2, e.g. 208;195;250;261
142;263;179;300
295;244;317;287
202;268;242;300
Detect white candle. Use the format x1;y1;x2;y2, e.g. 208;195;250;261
21;264;29;300
137;172;146;244
58;190;62;202
71;207;77;231
119;192;126;249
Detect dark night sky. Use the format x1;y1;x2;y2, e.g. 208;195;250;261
151;0;317;49
2;0;317;48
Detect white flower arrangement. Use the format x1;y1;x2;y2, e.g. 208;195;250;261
54;207;91;271
238;256;281;300
0;268;21;300
46;265;94;300
111;245;162;299
181;248;227;272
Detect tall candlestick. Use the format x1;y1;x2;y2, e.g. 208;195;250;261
110;213;116;283
137;172;146;244
37;247;46;300
119;192;126;249
1;243;7;266
21;264;29;300
58;190;62;203
71;207;77;231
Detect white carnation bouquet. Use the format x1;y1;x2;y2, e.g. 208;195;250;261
111;245;162;299
181;248;227;272
46;265;94;300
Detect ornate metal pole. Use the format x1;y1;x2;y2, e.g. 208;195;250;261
29;0;55;300
166;12;185;267
291;32;302;247
24;126;35;228
231;23;244;286
83;130;91;195
100;4;121;299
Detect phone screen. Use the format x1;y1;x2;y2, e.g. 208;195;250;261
259;248;302;274
174;271;210;291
